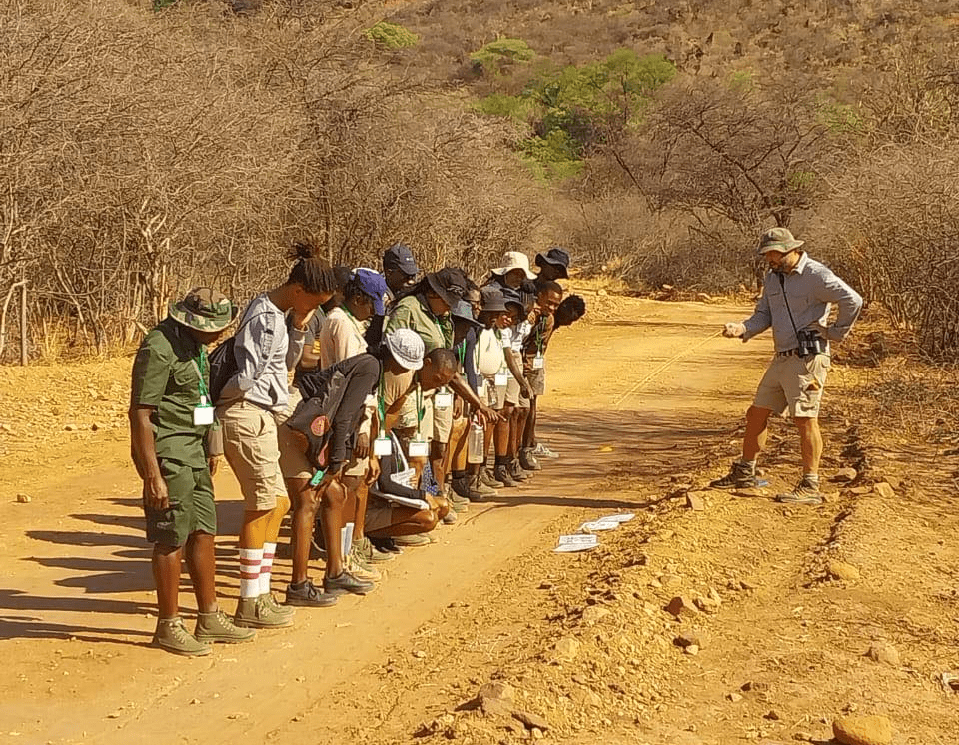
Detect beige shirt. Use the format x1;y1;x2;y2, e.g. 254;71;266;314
318;306;374;436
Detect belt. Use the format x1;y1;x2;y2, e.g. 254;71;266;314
775;348;800;358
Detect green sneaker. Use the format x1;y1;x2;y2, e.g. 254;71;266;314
357;536;394;564
194;609;257;644
153;616;211;657
234;596;294;629
776;478;823;505
260;592;296;620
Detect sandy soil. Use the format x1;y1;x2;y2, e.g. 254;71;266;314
1;295;956;745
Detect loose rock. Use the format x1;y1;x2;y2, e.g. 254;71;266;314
686;492;707;511
15;493;32;503
872;482;895;499
665;595;699;619
865;642;900;667
551;636;581;662
827;560;861;582
830;467;858;483
64;423;78;432
832;714;893;745
512;710;549;731
674;630;706;649
581;606;610;625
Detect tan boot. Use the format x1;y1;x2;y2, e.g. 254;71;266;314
153;617;211;657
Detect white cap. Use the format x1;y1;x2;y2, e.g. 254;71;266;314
385;328;425;371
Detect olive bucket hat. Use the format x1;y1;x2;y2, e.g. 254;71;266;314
168;288;237;332
757;227;804;255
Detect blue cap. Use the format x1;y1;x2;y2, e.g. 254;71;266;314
353;268;389;315
383;243;420;276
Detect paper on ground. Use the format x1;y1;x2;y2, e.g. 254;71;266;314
599;513;635;523
554;534;599;553
579;520;621;532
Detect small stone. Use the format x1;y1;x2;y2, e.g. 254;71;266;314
412;650;427;659
827;560;861;582
665;596;699;619
552;637;581;662
531;727;544;740
581;606;610;625
512;710;549;731
15;493;32;503
477;681;515;717
872;482;895;499
848;485;871;495
64;424;78;432
686;492;707;511
726;692;743;702
661;573;682;587
694;595;720;613
865;643;900;667
674;630;705;649
832;714;893;745
684;644;699;656
764;710;781;721
741;681;769;693
830;467;857;483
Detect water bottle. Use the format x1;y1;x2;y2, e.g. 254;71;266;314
467;420;485;464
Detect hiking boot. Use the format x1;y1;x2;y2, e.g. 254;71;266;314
346;547;382;581
509;459;530;481
493;464;516;487
450;475;474;501
470;473;497;498
393;532;433;547
370;535;403;554
357;536;395;564
194;609;257;645
709;460;761;490
153;617;211;657
260;592;296;620
234;595;295;629
324;570;375;596
482;467;504;488
532;442;560;459
519;447;541;471
285;580;338;607
776;477;823;505
442;510;458;524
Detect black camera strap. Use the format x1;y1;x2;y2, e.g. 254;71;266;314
777;272;802;348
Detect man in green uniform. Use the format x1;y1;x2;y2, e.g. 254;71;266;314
130;288;256;656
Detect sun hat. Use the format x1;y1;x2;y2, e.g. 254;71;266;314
490;251;536;280
534;247;571;278
383;244;420;276
500;287;525;313
451;299;483;328
352;268;389;315
385;328;425;371
424;268;468;309
757;227;804;255
168;288;237;332
480;286;508;313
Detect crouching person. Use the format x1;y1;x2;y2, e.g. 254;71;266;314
129;288;255;656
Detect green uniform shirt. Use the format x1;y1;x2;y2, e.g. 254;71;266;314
131;317;211;468
385;293;454;352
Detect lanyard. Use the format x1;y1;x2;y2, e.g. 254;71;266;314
535;317;545;355
456;340;467;367
415;383;424;428
191;347;211;402
377;373;387;435
423;296;450;346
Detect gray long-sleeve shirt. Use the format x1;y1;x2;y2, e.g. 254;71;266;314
218;293;305;412
742;253;863;353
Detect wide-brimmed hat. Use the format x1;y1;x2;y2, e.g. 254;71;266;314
480;286;508;313
757;228;804;255
383;243;420;276
424;268;468;309
385;328;425;371
535;247;570;278
451;299;483;328
491;251;536;280
500;287;525;313
352;268;389;315
168;288;236;332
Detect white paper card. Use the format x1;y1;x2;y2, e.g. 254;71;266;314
408;439;429;458
193;405;214;426
373;436;392;456
579;520;621;532
435;391;453;409
494;372;508;387
600;513;635;523
532;355;544;370
554;534;599;553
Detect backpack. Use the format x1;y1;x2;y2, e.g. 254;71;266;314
208;308;265;404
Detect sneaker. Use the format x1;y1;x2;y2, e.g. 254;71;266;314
324;570;375;596
442;510;458;524
393;532;433;547
194;609;257;644
346;548;382;581
482;467;504;488
233;595;295;629
532;442;560;459
776;478;823;505
519;448;541;471
260;592;296;619
285;580;338;607
153;617;211;657
470;473;497;498
450;475;474;501
357;536;395;564
369;536;403;554
709;460;762;490
509;459;530;481
493;464;516;487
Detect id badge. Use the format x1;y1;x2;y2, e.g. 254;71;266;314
193;403;214;426
494;371;508;387
501;337;510;349
373;436;392;457
435;389;453;409
408;438;429;458
532;354;544;370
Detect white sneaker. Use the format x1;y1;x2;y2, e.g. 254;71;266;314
532;442;560;459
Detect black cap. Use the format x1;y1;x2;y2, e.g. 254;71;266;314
535;247;571;278
424;268;468;309
383;244;420;276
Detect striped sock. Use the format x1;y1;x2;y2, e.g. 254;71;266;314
259;542;277;596
239;548;263;599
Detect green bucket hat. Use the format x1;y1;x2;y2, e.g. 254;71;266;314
168;288;237;332
757;227;804;255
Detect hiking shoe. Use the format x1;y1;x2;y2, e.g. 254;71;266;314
346;548;382;581
450;475;473;500
482;467;505;488
153;617;211;657
357;536;395;564
194;609;257;644
532;442;560;459
233;596;295;629
393;532;433;547
493;464;516;487
324;570;375;596
509;459;530;481
519;448;541;471
370;536;403;554
285;580;338;607
442;510;458;524
776;478;823;505
709;461;761;490
260;592;296;619
470;473;497;498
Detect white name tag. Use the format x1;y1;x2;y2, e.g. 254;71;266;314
373;436;392;456
435;391;453;409
193;405;214;426
501;338;510;349
494;371;508;387
408;439;429;458
532;355;544;370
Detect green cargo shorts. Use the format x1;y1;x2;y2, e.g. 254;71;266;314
144;459;217;547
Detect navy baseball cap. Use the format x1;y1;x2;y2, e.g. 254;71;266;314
353;268;389;315
382;244;420;277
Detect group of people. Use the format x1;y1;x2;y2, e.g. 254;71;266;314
129;243;586;656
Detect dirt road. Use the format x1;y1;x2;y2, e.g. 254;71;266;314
2;296;956;744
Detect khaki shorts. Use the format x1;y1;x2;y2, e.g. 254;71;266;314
412;391;454;444
219;400;287;509
144;459;216;547
527;365;546;397
343;454;370;478
504;375;520;407
277;421;312;480
753;353;830;418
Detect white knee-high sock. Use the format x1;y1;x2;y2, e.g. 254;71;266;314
259;542;277;596
239;548;263;599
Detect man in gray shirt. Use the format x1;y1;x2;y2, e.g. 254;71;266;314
711;228;863;505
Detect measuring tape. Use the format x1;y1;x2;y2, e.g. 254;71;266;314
612;329;725;407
